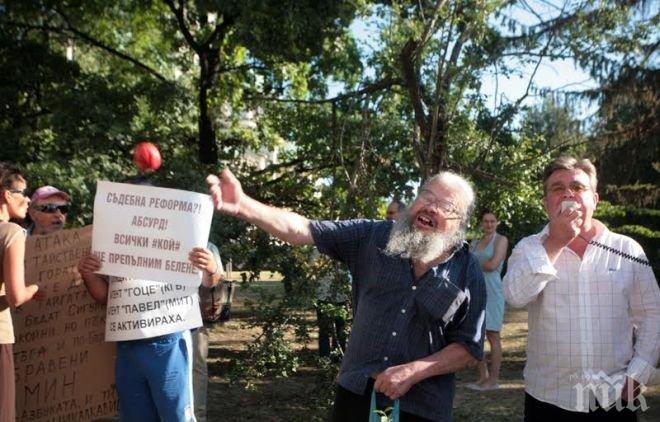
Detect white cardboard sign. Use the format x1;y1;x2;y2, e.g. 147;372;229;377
104;278;201;341
92;181;214;287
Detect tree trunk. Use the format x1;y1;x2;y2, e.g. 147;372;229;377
198;51;218;164
428;120;448;175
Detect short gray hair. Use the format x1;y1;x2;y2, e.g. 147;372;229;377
421;171;475;227
542;156;598;194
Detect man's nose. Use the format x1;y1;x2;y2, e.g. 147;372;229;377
423;203;439;214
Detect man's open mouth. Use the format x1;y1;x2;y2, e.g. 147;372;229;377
416;214;435;228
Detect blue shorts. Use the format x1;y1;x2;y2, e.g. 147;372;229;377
116;330;195;421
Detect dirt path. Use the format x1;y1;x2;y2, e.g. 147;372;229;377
206;282;659;421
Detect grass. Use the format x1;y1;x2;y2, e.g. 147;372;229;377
207;281;659;421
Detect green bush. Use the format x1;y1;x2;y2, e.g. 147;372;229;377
595;201;660;231
599;224;659;278
602;184;659;208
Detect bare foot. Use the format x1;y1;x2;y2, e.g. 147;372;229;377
479;380;500;390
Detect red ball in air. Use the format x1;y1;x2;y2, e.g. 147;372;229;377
132;141;162;173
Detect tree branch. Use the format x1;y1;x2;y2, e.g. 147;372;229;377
262;162;339;187
6;18;169;83
415;0;450;61
218;63;272;74
506;138;591;170
246;77;401;105
163;0;201;52
400;39;429;140
477;13;559;166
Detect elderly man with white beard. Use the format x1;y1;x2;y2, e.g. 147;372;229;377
206;169;486;421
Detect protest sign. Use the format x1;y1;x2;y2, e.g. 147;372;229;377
104;278;201;341
13;226;118;421
92;181;214;286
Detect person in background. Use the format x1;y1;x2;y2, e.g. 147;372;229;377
315;253;349;359
27;185;70;235
192;242;223;422
504;156;659;421
386;199;406;221
467;209;508;391
0;162;41;422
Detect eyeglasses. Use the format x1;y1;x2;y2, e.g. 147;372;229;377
417;189;460;218
548;182;591;196
8;188;28;197
33;204;70;214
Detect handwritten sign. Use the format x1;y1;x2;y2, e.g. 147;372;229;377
104;278;201;341
13;226;118;421
92;181;214;286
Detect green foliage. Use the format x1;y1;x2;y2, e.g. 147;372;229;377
230;326;300;388
454;116;552;244
611;225;659;277
601;184;659;209
521;98;587;152
590;67;659;187
614;225;660;240
594;201;659;275
1;0;657;416
226;249;335;386
595;201;660;231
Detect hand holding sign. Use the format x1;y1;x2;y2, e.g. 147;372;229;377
188;247;219;275
206;169;243;216
78;254;102;275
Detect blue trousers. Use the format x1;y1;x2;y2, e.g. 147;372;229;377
115;331;195;421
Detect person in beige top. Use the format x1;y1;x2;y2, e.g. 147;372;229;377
0;162;41;422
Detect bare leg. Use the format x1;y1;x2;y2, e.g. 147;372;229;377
475;337;490;385
482;330;502;388
476;360;489;385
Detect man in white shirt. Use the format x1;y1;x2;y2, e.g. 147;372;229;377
503;156;659;421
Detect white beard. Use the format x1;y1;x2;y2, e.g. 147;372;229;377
385;210;464;264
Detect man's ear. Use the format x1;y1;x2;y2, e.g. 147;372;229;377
541;195;551;217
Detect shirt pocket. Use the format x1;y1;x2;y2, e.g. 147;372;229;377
414;276;466;324
592;263;630;314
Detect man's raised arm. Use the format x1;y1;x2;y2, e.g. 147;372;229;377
206;169;314;246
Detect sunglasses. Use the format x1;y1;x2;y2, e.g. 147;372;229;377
8;188;28;197
33;204;70;214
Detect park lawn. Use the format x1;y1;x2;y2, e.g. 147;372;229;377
206;280;659;421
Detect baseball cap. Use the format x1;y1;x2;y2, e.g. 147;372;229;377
31;186;71;202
